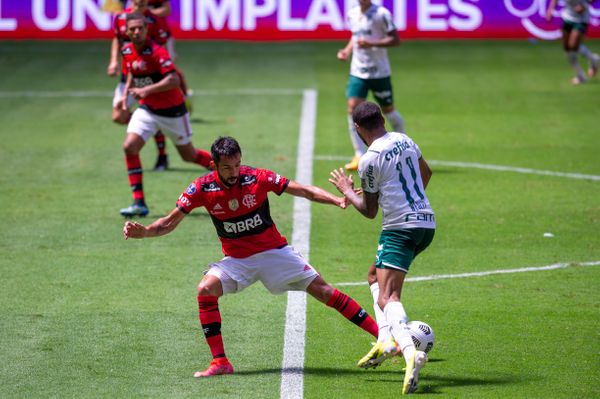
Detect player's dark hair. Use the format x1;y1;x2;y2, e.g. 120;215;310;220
125;11;146;26
211;136;242;164
352;101;385;131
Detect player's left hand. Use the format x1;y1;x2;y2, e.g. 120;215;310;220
329;168;354;197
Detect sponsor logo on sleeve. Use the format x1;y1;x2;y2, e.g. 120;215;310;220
178;194;191;207
186;183;196;195
366;165;375;189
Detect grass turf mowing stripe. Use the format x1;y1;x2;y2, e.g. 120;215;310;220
334;260;600;286
314;155;600;181
280;89;317;399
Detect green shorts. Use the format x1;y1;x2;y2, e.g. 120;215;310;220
375;228;435;273
562;19;588;34
346;75;394;107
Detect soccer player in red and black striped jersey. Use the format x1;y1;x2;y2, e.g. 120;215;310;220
107;0;189;171
118;12;211;217
123;136;379;377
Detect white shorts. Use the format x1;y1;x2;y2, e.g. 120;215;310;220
206;246;319;295
112;81;136;109
166;37;177;60
127;107;192;145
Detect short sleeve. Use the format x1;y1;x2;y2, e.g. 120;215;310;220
258;168;290;196
176;180;204;214
381;8;396;33
358;154;379;193
155;46;176;75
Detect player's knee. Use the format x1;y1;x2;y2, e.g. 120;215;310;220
367;273;377;286
197;282;212;296
122;141;138;155
197;280;221;296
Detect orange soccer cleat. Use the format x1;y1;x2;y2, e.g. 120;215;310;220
193;358;234;378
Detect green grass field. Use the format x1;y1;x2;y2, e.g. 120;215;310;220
0;40;599;398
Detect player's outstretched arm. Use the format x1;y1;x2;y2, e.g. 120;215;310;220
284;180;346;208
419;157;432;189
123;208;186;239
329;168;379;219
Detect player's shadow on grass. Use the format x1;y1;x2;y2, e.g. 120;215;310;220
373;373;524;395
189;117;221;124
232;367;398;377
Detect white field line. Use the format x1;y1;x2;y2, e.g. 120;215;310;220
334;261;600;287
314;155;600;181
0;88;303;97
280;89;316;399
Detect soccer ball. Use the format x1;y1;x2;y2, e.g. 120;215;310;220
407;320;435;353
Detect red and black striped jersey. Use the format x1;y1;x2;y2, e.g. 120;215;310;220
176;166;291;258
121;41;185;114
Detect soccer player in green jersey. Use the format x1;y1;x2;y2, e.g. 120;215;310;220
337;0;404;171
329;102;435;395
546;0;599;84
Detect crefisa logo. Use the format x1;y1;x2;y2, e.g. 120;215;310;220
504;0;600;40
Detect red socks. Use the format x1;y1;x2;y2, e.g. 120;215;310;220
198;295;226;359
154;131;167;156
326;288;378;338
195;149;212;168
125;153;144;202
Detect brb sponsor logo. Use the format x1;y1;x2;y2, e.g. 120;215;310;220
223;213;263;234
504;0;600;40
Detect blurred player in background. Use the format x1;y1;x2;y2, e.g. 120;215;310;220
546;0;599;85
123;136;379;377
118;12;211;217
337;0;404;171
107;0;192;170
329;102;434;395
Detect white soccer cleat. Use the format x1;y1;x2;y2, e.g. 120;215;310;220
357;339;399;369
571;76;587;86
402;350;428;395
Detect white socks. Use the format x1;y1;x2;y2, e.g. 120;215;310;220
383;301;416;362
567;51;586;81
348;114;367;157
370;283;392;343
579;44;593;60
384;110;405;133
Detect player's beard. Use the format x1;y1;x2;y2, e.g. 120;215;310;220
218;173;238;188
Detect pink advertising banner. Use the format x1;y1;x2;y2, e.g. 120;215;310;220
0;0;599;40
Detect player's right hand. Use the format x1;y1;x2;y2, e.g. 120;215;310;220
123;221;146;240
337;49;349;61
107;62;119;76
